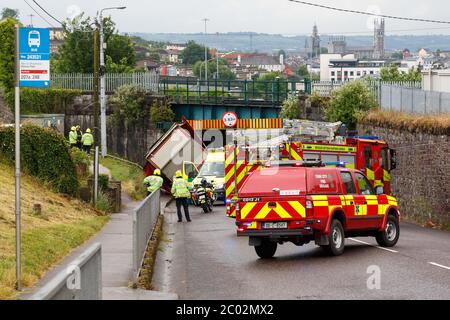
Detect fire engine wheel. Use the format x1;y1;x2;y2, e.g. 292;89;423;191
255;240;277;259
376;215;400;247
322;219;345;256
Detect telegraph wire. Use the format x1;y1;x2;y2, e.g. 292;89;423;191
23;0;55;27
288;0;450;25
32;0;63;25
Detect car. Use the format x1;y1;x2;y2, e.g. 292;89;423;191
235;165;400;259
28;30;41;48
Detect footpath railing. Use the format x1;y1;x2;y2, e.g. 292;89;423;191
51;72;159;93
28;243;102;300
380;84;450;114
133;189;161;281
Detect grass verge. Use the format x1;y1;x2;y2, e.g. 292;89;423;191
0;161;109;300
100;156;147;201
359;109;450;135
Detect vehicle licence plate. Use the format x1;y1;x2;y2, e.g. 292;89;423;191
262;222;288;229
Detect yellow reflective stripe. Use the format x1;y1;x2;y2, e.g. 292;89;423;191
355;204;368;216
302;144;357;153
378;204;388;215
241;202;257;219
274;205;292;219
313;201;329;207
247;222;258;229
311;195;328;201
383;170;391;182
328;205;340;215
345;164;355;169
254;203;272;220
388;200;398;206
226;184;234;198
366;200;379;205
288;201;306;218
366;168;375;181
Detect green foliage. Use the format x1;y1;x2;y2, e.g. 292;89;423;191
109;85;148;123
1;8;19;20
308;91;330;110
105;56;135;73
296;65;309;78
150;102;175;123
54;13;135;73
325;81;377;130
70;148;90;167
98;174;110;191
380;65;421;82
193;60;236;80
95;191;111;212
0;125;79;195
0;18;18;91
254;72;288;94
179;40;210;65
4;88;81;114
280;95;300;120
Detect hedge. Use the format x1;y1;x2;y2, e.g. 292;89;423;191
5;88;81;115
0;124;79;195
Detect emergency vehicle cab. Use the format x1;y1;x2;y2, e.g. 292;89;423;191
236;163;400;259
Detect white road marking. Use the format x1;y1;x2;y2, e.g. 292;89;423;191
348;238;398;253
428;262;450;271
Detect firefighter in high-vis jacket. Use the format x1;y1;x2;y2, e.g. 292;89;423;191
171;170;191;223
143;169;164;194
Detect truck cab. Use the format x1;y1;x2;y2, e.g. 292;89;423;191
236;164;400;259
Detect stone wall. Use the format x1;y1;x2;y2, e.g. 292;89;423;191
358;123;450;227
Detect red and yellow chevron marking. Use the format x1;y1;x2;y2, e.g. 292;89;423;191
187;118;283;130
240;201;306;221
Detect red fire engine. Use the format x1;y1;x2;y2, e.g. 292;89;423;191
225;121;397;218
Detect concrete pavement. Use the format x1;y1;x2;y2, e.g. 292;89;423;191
22;165;176;300
153;203;450;300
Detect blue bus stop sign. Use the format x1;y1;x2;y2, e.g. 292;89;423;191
19;28;50;88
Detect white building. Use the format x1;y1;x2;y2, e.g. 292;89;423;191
320;54;389;81
166;43;187;51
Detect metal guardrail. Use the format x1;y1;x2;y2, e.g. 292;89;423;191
133;189;161;281
51;72;159;93
28;243;102;300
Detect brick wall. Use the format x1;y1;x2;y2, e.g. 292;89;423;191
358;124;450;227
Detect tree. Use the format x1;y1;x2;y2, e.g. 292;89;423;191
179;40;210;65
0;18;18;91
380;65;421;82
296;64;309;78
193;60;236;80
1;8;19;20
325;81;377;129
280;95;300;119
54;13;136;73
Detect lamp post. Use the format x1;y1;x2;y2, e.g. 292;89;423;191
99;6;126;157
202;18;209;81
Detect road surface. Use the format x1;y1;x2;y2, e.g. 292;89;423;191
153;203;450;300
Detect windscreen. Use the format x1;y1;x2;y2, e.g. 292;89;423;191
198;162;225;177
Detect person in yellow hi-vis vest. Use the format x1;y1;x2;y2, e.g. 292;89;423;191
171;170;191;222
143;169;164;194
81;128;94;154
69;126;78;148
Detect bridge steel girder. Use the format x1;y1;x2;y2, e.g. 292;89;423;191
171;103;281;121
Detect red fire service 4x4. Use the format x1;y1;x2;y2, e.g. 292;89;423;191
236;163;400;259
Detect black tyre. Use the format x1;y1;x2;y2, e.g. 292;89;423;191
202;204;209;213
322;219;345;256
255;240;277;259
376;215;400;247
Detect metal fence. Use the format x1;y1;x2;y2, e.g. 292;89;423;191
51;72;159;93
132;189;161;281
380;85;450;114
312;80;422;101
28;243;102;300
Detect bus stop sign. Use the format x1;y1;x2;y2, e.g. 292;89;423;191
19;28;50;88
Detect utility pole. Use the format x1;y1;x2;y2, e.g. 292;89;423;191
99;6;126;157
202;18;209;81
216;32;219;80
28;14;34;27
93;28;100;147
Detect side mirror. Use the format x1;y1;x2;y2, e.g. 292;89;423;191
375;186;384;195
390;149;397;171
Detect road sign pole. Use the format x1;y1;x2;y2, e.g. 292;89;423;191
14;25;22;291
99;13;107;157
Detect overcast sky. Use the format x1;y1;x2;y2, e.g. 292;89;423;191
4;0;450;35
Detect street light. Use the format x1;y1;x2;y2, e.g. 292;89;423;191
99;6;126;157
202;18;209;81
